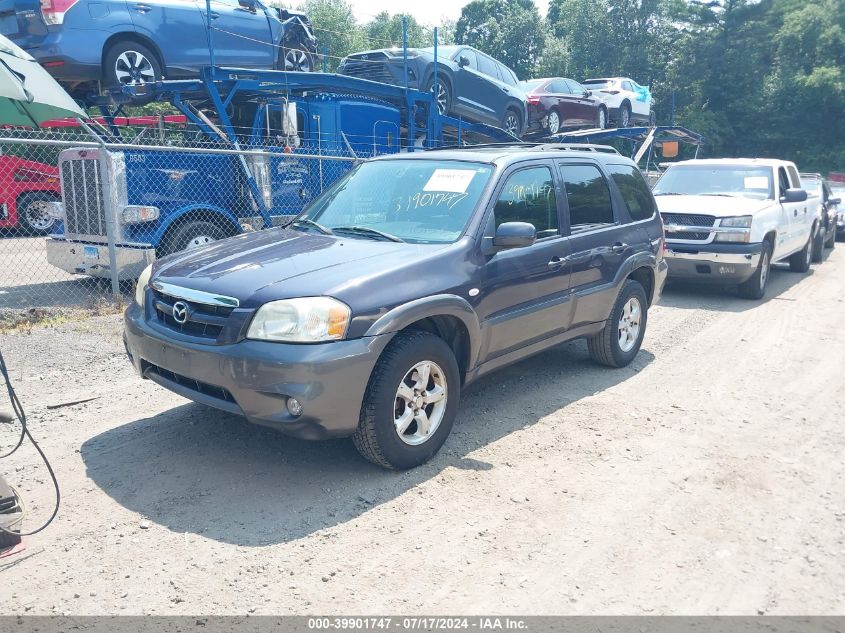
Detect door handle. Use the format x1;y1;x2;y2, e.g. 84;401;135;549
612;242;628;253
548;256;564;269
794;209;798;217
209;10;219;18
133;2;151;11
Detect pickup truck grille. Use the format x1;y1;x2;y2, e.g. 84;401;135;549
661;213;716;241
151;288;234;341
61;157;107;237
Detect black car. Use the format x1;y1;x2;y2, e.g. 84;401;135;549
338;45;528;137
124;145;668;469
800;172;840;258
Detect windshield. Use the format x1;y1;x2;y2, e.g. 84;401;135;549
653;164;774;200
420;45;460;58
583;79;612;88
297;159;493;244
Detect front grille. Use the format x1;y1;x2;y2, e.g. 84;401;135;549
661;212;715;241
142;361;236;404
151;288;234;341
340;60;396;84
61;157;107;237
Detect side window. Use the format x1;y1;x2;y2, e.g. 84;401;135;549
477;54;498;79
622;80;634;91
502;66;518;86
459;49;478;70
549;80;571;94
493;166;559;238
567;79;586;95
606;163;656;221
559;164;615;229
778;167;790;196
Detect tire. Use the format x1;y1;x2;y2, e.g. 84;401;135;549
103;41;162;88
587;279;648;368
280;41;315;72
619;103;631;128
597;106;607;129
789;234;813;273
158;220;232;257
353;331;460;470
17;192;59;235
811;225;824;263
426;76;452;116
547;110;560;134
824;225;836;249
737;240;772;300
503;108;521;137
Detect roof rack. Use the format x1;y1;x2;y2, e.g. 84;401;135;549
427;142;620;154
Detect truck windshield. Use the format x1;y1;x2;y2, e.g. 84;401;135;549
654;165;774;200
297;159;493;244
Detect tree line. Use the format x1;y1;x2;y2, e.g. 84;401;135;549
300;0;845;173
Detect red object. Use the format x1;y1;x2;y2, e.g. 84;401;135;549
39;0;79;25
39;115;187;128
41;60;65;68
0;156;61;230
0;541;26;559
828;172;845;183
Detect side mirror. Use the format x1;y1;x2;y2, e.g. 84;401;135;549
584;90;591;97
458;55;469;68
781;188;808;203
238;0;257;9
492;222;536;250
830;197;841;206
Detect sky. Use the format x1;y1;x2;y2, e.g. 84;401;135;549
347;0;551;26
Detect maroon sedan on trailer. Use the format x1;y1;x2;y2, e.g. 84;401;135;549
520;77;607;135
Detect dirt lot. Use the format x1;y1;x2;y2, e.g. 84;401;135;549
1;248;844;615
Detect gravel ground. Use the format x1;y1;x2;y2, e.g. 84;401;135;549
1;248;844;615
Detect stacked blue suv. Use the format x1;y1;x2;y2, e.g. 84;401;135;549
0;0;317;96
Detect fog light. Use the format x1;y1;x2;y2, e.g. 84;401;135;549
286;397;303;417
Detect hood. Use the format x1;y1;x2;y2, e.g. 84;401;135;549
654;194;773;217
153;227;417;308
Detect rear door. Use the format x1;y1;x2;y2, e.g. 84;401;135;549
201;0;274;68
128;0;210;75
473;52;511;124
558;161;641;328
476;162;573;360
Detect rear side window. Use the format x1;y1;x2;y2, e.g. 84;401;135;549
494;166;559;238
606;163;656;221
549;80;571;94
500;65;518;86
559;164;615;230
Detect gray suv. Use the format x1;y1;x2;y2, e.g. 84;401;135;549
124;145;668;469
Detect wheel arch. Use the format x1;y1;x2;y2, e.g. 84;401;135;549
155;205;242;245
102;32;167;79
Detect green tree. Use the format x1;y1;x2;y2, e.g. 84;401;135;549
455;0;545;78
299;0;363;69
364;12;432;48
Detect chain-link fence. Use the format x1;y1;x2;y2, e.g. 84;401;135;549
0;123;366;317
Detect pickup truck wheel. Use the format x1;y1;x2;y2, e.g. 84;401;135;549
811;226;824;263
159;220;231;257
789;235;813;273
587;279;647;368
737;241;772;300
17;192;59;235
353;331;460;470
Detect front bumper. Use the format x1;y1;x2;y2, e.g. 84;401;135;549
123;302;391;439
665;241;763;284
46;238;155;280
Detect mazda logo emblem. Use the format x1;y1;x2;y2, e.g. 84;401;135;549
172;301;189;324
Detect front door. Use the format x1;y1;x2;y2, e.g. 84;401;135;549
201;0;275;68
475;163;573;361
451;48;500;126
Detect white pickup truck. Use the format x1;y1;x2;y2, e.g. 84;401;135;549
652;158;819;299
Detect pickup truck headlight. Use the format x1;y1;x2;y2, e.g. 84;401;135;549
247;297;350;343
714;215;752;243
134;264;153;307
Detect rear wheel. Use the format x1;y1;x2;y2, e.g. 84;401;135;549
547;110;560;134
353;331;460;470
158;220;233;257
738;240;772;300
503;108;521;137
811;225;824;263
587;279;648;368
789;234;813;272
17;192;59;235
104;41;162;88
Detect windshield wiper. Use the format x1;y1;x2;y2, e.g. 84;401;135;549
653;192;683;196
331;226;404;243
289;218;333;235
699;193;738;197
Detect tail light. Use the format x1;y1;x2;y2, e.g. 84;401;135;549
39;0;79;25
527;96;541;105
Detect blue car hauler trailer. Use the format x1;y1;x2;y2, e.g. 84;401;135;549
43;65;518;282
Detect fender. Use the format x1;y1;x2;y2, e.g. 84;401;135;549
365;294;483;370
151;204;241;245
611;251;658;303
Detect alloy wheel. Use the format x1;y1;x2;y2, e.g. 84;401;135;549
759;250;770;291
24;200;55;232
114;51;156;86
547;110;560;134
617;297;642;353
431;81;448;115
598;109;607;129
394;360;448;446
284;48;312;72
503;112;520;136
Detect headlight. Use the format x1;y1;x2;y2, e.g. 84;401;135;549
715;215;752;243
122;205;160;223
135;264;153;307
247;297;350;343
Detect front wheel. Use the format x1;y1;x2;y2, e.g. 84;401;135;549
353;331;460;469
738;241;772;300
280;42;315;72
597;106;607;129
158;220;232;257
426;77;452;116
619;103;631;128
587;279;648;368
